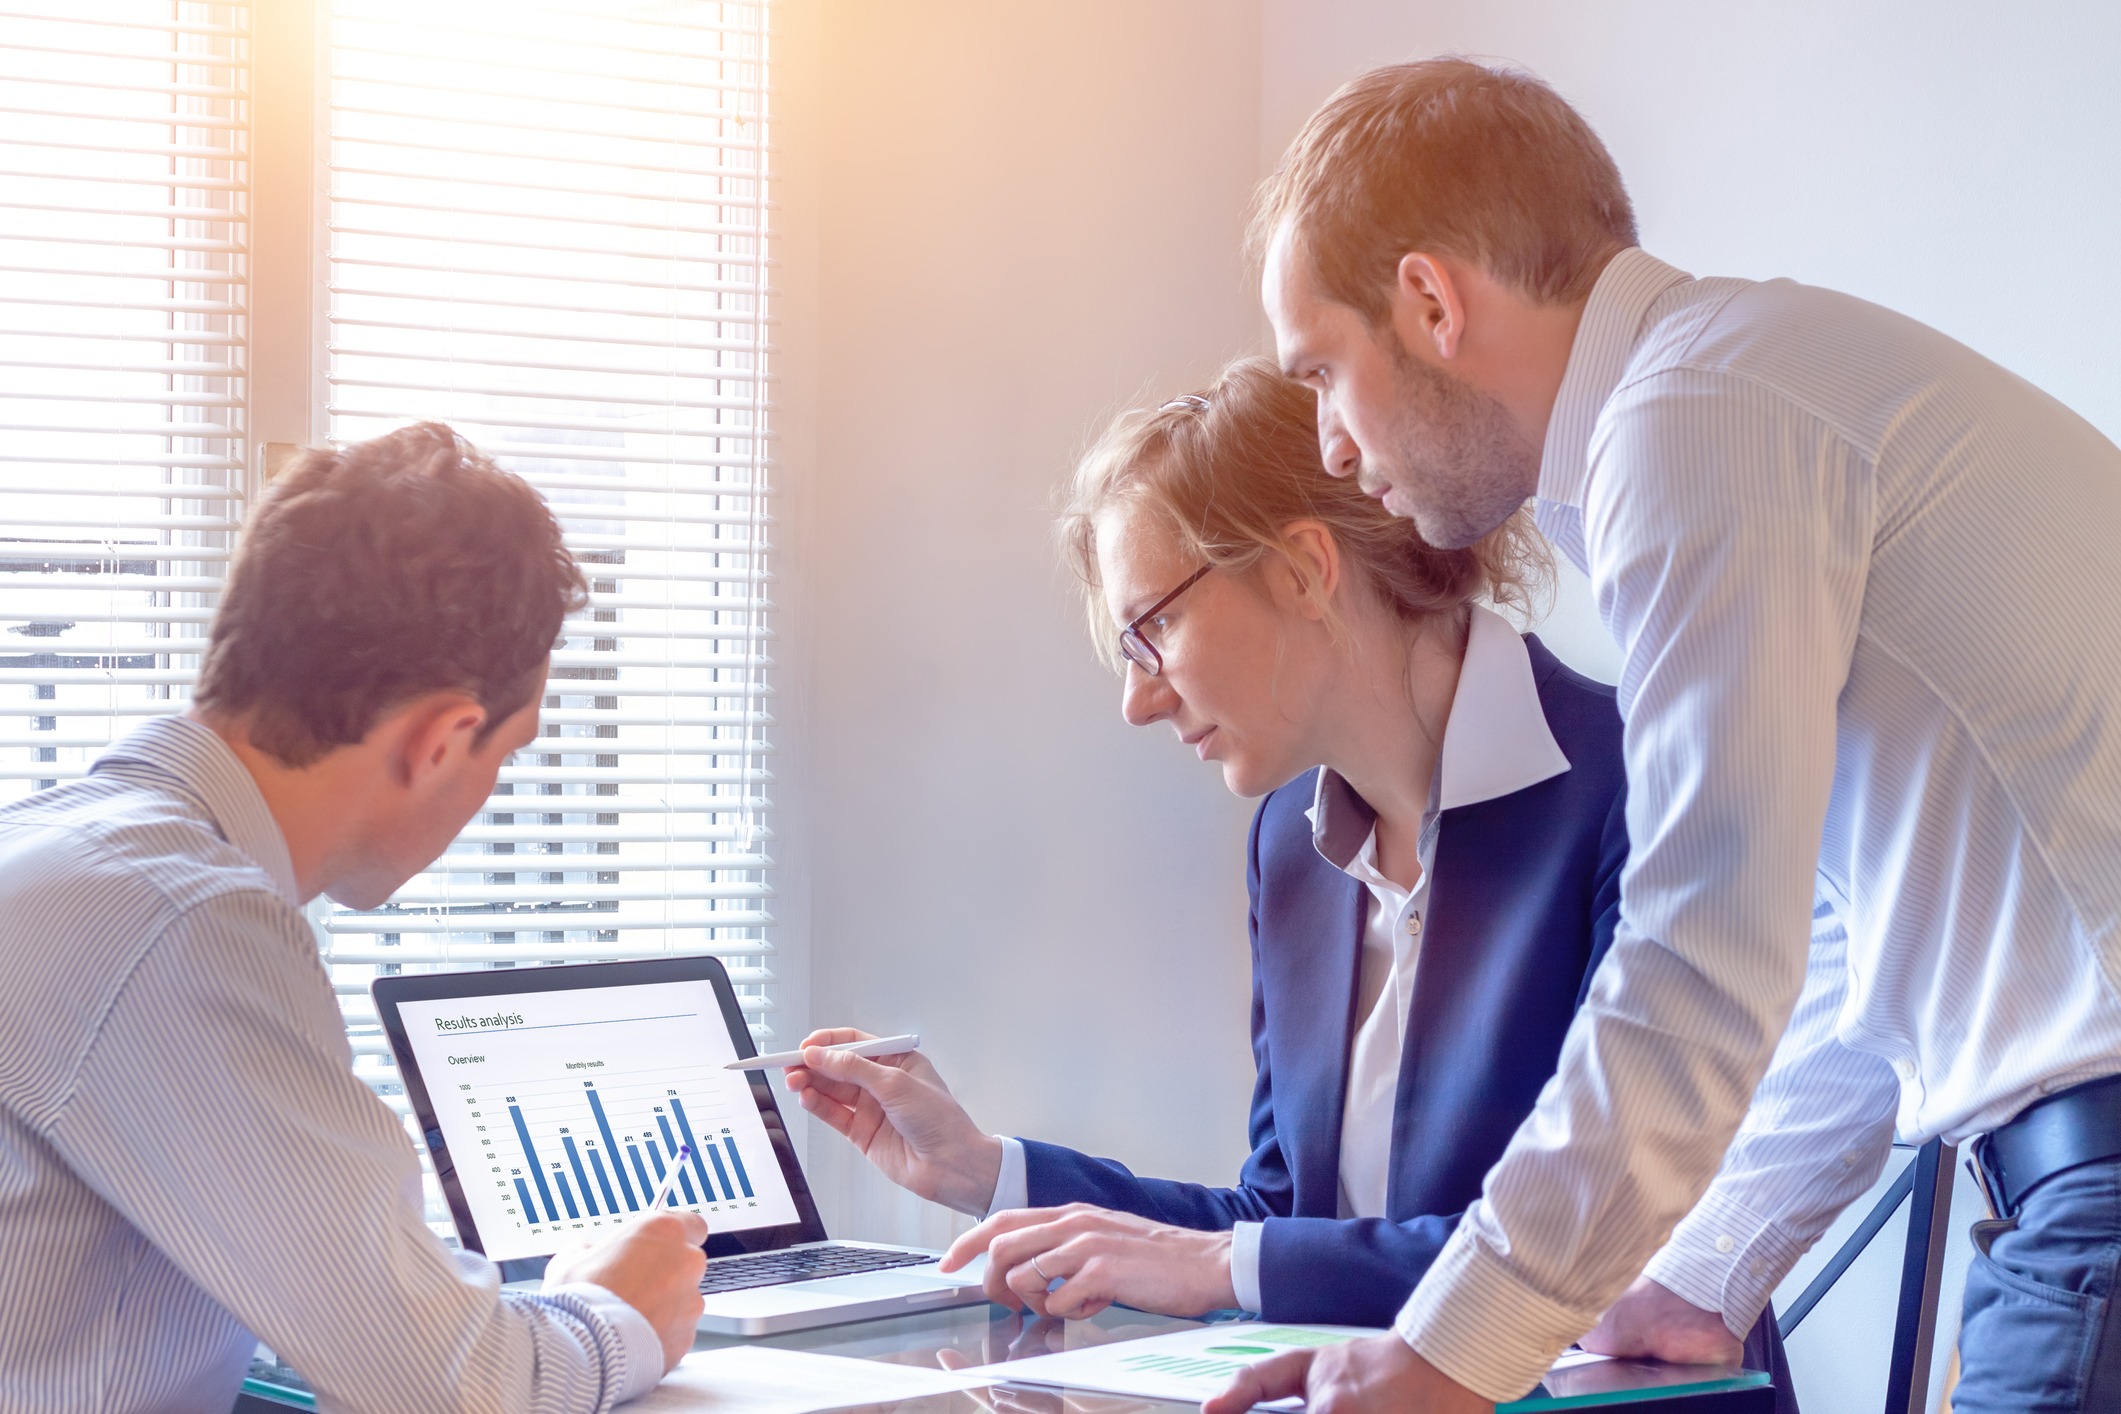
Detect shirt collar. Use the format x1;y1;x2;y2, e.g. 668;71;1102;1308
1537;247;1695;514
1306;605;1573;870
90;715;302;907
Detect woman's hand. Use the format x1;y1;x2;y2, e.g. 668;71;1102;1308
783;1027;1003;1214
940;1203;1238;1319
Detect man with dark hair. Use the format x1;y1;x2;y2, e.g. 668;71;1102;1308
0;424;707;1413
1211;58;2121;1414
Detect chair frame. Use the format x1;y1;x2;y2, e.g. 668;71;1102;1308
1776;1137;1957;1414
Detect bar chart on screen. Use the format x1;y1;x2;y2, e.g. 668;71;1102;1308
396;978;801;1260
466;1065;766;1241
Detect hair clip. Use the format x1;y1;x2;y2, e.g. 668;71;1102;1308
1159;394;1210;413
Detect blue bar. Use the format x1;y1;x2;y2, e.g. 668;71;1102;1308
626;1144;653;1204
704;1139;736;1202
509;1104;563;1223
655;1115;701;1205
584;1086;638;1211
644;1136;671;1206
562;1136;600;1217
666;1098;723;1202
722;1134;753;1198
553;1168;581;1220
513;1177;537;1222
586;1147;620;1214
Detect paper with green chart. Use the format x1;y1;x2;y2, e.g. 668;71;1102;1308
981;1322;1611;1407
978;1322;1375;1405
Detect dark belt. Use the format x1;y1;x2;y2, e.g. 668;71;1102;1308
1974;1070;2121;1216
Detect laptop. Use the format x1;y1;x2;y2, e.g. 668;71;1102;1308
373;955;991;1335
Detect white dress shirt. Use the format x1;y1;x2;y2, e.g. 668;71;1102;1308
1330;820;1432;1224
0;718;662;1413
1395;248;2121;1400
987;606;1571;1312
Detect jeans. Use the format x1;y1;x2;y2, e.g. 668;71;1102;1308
1953;1155;2121;1413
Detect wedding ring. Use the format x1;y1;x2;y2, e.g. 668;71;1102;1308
1031;1255;1052;1282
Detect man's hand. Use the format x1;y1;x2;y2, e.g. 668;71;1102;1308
782;1027;1002;1214
1580;1276;1743;1365
543;1211;708;1372
1203;1333;1493;1414
940;1203;1236;1320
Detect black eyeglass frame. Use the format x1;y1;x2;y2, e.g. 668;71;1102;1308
1117;565;1212;676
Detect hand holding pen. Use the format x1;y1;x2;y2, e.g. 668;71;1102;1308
542;1142;708;1373
779;1028;1007;1217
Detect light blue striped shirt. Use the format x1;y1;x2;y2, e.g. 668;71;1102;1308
1395;249;2121;1398
0;715;661;1413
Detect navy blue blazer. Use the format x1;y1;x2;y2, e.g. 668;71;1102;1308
1022;634;1627;1326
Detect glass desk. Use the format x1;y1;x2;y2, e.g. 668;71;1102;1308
239;1303;1772;1412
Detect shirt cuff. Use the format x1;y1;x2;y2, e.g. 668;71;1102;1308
1392;1226;1591;1403
551;1282;666;1403
1229;1221;1264;1313
1641;1184;1805;1338
986;1136;1028;1216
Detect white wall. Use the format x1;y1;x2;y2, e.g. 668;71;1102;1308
1262;1;2121;443
774;0;1270;1250
1260;4;2121;1409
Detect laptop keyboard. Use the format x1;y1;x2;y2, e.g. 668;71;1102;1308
698;1244;939;1295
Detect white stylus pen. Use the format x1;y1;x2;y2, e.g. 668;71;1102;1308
724;1032;920;1071
645;1145;691;1211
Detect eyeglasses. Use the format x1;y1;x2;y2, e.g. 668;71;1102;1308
1117;565;1211;676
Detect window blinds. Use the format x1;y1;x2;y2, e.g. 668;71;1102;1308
0;4;249;803
317;0;778;1136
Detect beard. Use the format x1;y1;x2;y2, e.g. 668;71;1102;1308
1358;344;1543;549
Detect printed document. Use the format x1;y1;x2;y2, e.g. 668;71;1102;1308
974;1322;1614;1405
973;1322;1379;1403
619;1345;988;1412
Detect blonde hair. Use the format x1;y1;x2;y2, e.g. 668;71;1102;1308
1059;356;1550;670
1249;58;1635;320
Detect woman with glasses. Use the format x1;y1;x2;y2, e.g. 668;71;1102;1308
786;357;1792;1400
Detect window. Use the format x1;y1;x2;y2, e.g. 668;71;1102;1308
1;1;777;1232
313;0;779;1151
1;3;249;802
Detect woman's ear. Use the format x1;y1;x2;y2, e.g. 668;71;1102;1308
1275;520;1340;621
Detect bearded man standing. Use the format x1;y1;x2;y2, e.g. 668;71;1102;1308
1212;59;2121;1414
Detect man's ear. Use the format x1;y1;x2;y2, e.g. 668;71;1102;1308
1276;519;1341;621
390;693;491;789
1392;252;1466;361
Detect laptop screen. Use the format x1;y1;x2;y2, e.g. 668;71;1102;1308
388;969;807;1262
